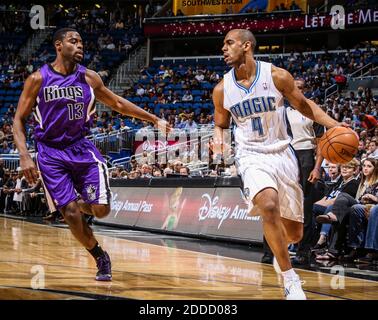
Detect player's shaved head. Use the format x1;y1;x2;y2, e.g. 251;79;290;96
227;29;256;50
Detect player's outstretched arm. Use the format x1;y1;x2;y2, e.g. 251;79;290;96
272;66;340;129
85;69;171;133
14;71;42;184
212;80;231;158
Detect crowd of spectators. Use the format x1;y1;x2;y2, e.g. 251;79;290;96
0;3;144;149
114;45;376;132
0;160;48;217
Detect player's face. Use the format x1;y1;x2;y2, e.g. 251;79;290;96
60;32;84;63
222;32;245;66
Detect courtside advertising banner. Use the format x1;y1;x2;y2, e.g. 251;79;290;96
199;187;263;242
135;187;217;233
102;185;263;243
104;187;151;226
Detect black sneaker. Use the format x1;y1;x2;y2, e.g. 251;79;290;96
311;242;327;251
95;252;112;281
291;254;309;266
355;253;378;264
341;249;362;262
85;214;94;225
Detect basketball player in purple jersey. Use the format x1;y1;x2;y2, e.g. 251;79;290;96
13;28;171;281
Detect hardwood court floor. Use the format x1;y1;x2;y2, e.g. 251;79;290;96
0;217;377;300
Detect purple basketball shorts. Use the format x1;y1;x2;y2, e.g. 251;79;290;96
36;138;111;211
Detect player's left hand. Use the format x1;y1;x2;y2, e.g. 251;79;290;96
308;168;321;184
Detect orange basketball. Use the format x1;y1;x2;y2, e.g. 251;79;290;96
318;127;359;164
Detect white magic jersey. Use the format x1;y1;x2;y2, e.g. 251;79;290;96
223;60;291;156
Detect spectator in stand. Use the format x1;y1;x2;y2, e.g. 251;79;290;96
367;141;378;159
356;140;366;159
176;9;185;16
128;170;141;179
152;168;162;177
179;166;190;177
359;113;378;134
313;159;360;255
316;158;378;261
163;167;173;177
352;203;378;263
140;164;153;178
9;144;18;154
3;171;18;214
184;116;198;131
182;90;193;102
115;20;124;29
0;141;11;154
290;1;300;10
106;38;116;50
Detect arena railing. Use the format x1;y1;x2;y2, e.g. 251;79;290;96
324;84;338;101
324;61;376;101
109;126;215;172
0;153;35;172
86;128;134;155
349;63;374;79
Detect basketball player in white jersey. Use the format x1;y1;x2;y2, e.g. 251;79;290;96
212;29;345;300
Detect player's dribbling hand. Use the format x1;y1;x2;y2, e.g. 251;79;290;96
339;121;351;128
20;154;39;185
337;121;360;140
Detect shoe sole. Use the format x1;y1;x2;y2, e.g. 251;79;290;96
95;275;112;281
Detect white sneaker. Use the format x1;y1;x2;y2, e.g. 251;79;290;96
284;275;307;300
273;256;282;274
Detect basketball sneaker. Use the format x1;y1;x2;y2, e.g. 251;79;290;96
284;275;307;300
95;251;112;281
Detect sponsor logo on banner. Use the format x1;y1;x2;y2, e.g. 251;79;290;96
198;193;260;229
111;193;153;217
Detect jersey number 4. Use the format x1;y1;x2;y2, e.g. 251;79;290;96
67;103;84;120
251;117;264;136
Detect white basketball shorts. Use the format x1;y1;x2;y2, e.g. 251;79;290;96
236;146;304;223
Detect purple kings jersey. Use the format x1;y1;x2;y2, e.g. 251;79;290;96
34;64;95;148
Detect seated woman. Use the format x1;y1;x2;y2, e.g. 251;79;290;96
316;158;377;260
311;163;341;250
345;159;378;262
312;160;360;251
355;205;378;263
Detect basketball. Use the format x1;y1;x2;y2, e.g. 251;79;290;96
319;127;359;164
